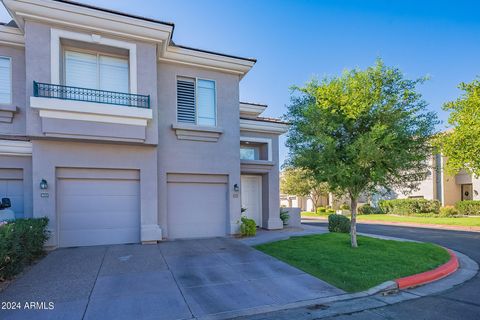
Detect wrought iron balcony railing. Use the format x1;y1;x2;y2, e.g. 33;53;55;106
33;81;150;109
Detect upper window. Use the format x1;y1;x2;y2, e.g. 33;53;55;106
64;50;129;93
240;146;260;160
177;77;216;126
0;57;12;104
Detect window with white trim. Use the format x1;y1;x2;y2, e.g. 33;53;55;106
64;50;129;93
0;57;12;104
177;77;216;126
240;146;260;160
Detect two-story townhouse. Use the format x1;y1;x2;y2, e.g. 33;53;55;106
0;0;287;247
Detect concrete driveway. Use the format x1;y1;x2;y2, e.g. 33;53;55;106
0;237;343;320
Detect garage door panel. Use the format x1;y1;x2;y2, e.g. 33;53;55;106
60;228;139;247
59;180;138;196
57;170;140;247
59;195;139;212
59;210;139;230
168;180;227;239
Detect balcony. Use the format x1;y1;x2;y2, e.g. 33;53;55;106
30;81;153;143
33;81;150;108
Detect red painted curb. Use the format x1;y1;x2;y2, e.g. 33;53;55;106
396;249;459;290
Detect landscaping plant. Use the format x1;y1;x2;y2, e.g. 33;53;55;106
357;204;382;215
0;218;50;280
316;207;326;214
378;199;440;215
328;214;351;233
280;208;290;225
439;206;459;217
239;216;256;237
285;59;438;247
455;200;480;216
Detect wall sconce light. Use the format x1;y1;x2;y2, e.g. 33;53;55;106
233;184;239;192
40;179;48;190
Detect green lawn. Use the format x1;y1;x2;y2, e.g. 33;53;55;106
301;211;330;217
357;214;480;227
301;212;480;227
255;233;450;292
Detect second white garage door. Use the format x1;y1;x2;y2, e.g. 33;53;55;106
167;174;227;239
57;168;140;247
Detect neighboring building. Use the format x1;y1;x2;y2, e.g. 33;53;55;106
280;195;315;212
390;154;480;206
0;0;288;247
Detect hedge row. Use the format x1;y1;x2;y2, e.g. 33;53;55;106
0;218;50;281
378;199;440;215
455;200;480;216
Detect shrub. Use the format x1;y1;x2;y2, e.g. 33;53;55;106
0;218;49;281
357;204;382;215
326;209;335;214
455;200;480;216
439;206;459;217
239;216;256;237
340;204;350;210
280;208;290;225
328;214;351;233
378;199;440;215
316;207;326;214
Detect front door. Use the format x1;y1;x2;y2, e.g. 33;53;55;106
241;175;262;227
461;184;473;201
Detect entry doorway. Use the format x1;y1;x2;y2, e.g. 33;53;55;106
241;175;262;227
461;184;473;201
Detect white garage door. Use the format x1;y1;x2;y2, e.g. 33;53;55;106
0;169;24;219
57;168;140;247
167;174;227;239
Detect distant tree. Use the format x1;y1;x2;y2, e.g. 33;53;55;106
285;60;438;247
437;79;480;176
280;168;329;210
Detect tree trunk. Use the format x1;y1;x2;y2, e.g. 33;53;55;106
350;197;358;248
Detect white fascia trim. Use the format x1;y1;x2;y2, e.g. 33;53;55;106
160;46;255;78
30;96;152;126
240;119;289;134
3;0;172;42
240;136;272;161
0;139;32;156
50;28;137;93
0;25;24;47
239;102;267;117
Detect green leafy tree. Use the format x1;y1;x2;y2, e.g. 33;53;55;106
285;60;438;247
280;168;329;210
437;79;480;175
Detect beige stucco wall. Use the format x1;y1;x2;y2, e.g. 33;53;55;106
442;173;461;206
472;176;480;201
157;61;242;236
24;21;159;144
0;45;26;136
32;140;159;246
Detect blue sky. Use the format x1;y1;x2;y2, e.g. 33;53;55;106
1;0;479;165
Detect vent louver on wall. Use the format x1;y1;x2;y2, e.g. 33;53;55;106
177;78;196;124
